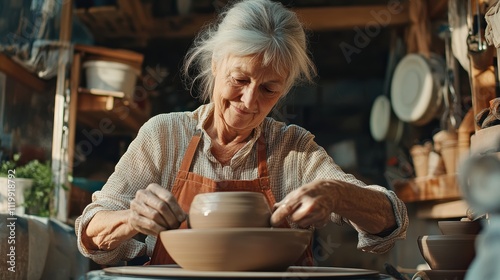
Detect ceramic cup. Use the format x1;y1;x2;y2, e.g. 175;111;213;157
189;192;271;229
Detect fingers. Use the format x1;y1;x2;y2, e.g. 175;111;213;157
270;199;300;227
145;184;187;227
129;183;187;236
128;209;165;236
271;183;332;228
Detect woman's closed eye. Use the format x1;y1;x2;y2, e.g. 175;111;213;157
262;86;277;95
231;77;248;85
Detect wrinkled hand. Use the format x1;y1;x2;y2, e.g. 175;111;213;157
129;183;187;236
270;180;336;228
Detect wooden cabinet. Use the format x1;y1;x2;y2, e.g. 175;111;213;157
67;45;148;221
69;44;148;135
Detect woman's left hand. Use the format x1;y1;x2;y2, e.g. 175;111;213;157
270;180;335;228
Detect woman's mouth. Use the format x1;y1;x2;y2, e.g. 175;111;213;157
232;105;253;115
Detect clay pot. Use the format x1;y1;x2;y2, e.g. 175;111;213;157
427;151;446;176
189;192;271;229
438;220;482;235
410;142;432;177
433;130;458;154
441;140;458;174
417;235;476;270
160;228;312;271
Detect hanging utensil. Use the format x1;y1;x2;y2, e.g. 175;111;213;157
467;0;488;53
448;0;470;73
439;24;462;131
467;0;495;70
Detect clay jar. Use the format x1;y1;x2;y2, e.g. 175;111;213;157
189;192;271;229
417;235;476;270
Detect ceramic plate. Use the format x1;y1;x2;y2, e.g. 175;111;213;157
104;265;380;278
391;54;435;125
370;95;392;141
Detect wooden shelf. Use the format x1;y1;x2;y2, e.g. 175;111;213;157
77;88;148;133
416;199;469;219
0;53;49;92
393;174;462;203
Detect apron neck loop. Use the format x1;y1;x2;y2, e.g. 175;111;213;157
256;132;269;178
177;130;202;173
178;130;269;179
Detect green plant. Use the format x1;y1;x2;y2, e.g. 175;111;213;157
1;155;54;217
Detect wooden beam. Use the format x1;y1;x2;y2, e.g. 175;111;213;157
293;4;410;31
149;13;216;39
117;0;143;32
52;0;73;222
77;4;411;44
147;5;409;40
0;54;47;92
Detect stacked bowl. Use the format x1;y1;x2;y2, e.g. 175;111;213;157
160;192;312;271
417;220;481;275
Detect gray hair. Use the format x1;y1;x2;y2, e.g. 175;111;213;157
182;0;317;103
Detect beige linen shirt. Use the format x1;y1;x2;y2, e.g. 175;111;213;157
75;103;408;265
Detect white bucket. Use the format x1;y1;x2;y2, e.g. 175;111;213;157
83;60;140;99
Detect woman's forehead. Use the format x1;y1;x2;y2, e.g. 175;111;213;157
219;54;288;81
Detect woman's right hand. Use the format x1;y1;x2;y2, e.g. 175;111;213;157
129;183;187;236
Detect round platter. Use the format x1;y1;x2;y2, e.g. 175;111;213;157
391;53;438;125
103;265;380;279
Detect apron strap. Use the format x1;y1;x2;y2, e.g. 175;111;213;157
256;132;269;179
177;131;202;176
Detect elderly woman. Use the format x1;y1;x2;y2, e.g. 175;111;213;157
75;0;408;266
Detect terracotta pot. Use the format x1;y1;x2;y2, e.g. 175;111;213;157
441;140;458;174
410;143;432;177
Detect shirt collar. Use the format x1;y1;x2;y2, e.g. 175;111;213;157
195;103;263;165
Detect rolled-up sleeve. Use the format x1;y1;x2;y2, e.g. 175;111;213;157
349;185;408;254
74;203;147;265
74;115;168;265
273;125;409;254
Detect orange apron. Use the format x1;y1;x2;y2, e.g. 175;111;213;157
149;131;314;266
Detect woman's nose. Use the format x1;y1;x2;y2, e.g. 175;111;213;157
241;86;258;109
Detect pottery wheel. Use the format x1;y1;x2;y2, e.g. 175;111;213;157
103;265;380;279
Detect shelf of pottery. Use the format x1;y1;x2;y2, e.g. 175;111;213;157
393;110;474;203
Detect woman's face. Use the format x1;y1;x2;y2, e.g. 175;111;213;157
211;54;287;133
